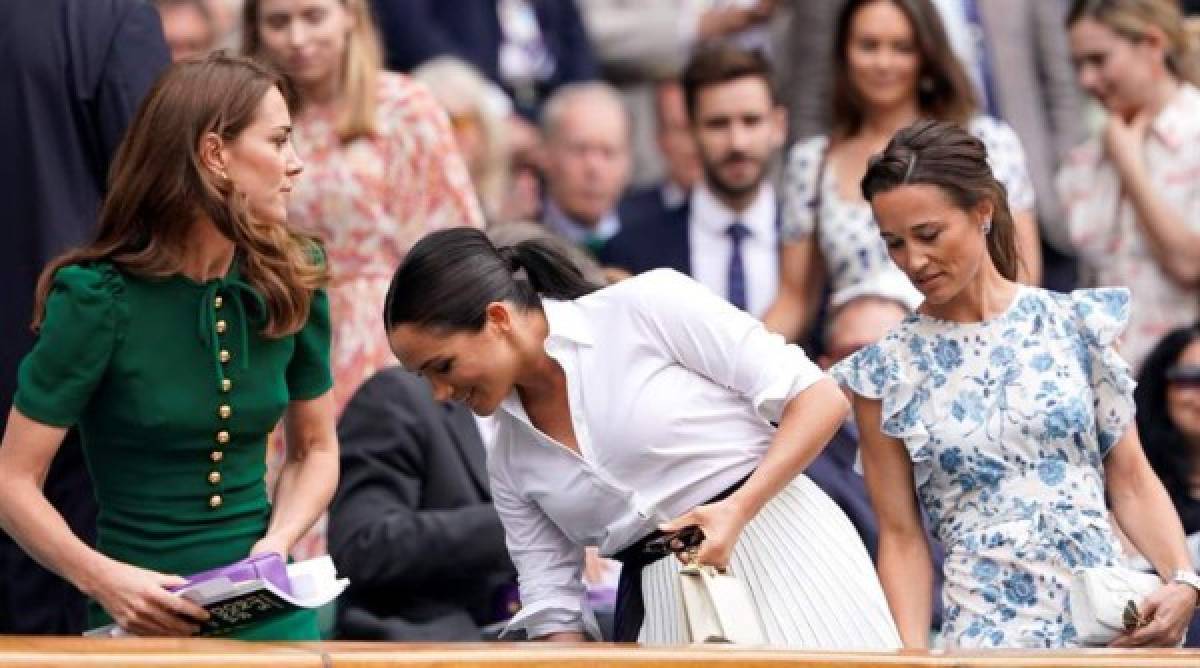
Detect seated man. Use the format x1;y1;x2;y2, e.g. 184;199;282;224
328;368;517;640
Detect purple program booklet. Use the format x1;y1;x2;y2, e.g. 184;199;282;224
171;552;293;597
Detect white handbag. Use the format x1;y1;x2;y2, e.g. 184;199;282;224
678;561;766;645
1069;566;1162;646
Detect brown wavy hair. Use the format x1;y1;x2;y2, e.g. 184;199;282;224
861;119;1020;281
832;0;977;140
32;52;329;338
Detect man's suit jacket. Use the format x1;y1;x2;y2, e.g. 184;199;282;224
328;368;516;641
0;0;168;635
598;190;691;276
369;0;597;119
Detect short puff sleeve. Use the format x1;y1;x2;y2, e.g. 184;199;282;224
780;135;830;243
830;333;935;488
1068;287;1135;457
15;264;127;427
286;247;333;400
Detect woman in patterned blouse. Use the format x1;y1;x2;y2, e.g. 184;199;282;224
763;0;1041;346
243;0;485;558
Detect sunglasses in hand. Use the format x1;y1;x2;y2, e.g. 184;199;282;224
643;525;706;557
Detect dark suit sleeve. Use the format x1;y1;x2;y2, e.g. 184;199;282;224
371;0;469;71
95;1;169;167
552;0;598;83
328;372;512;589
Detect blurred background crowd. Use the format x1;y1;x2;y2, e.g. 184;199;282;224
4;0;1200;646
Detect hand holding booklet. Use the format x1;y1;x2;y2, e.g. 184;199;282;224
85;554;349;638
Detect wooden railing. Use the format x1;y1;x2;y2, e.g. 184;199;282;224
2;638;1200;667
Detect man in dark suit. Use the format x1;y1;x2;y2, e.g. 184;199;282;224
328;368;517;641
369;0;597;119
601;46;786;318
0;0;169;634
617;80;701;236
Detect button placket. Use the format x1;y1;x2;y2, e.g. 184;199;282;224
209;291;229;510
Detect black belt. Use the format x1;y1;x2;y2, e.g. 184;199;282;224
609;473;751;642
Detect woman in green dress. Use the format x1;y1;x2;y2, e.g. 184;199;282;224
0;53;339;639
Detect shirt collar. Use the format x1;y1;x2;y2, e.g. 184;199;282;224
541;298;594;347
689;181;776;237
496;298;593;422
543;200;620;245
1149;83;1200;152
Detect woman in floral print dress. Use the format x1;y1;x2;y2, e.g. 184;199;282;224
243;0;484;558
833;120;1198;648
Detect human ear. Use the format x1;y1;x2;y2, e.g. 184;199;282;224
484;301;513;331
198;132;229;181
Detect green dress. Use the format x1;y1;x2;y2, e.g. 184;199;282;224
14;258;333;640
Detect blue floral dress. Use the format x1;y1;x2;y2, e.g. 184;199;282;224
831;286;1134;648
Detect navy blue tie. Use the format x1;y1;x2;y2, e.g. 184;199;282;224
726;221;750;311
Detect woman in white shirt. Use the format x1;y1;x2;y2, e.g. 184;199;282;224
381;228;900;647
1060;0;1200;371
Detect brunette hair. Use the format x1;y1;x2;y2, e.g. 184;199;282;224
1067;0;1200;86
681;44;775;120
383;228;599;333
242;0;383;142
831;0;976;139
32;52;328;337
861;119;1020;280
1136;324;1200;524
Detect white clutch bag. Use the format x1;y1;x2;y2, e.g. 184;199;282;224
1069;566;1162;646
678;562;766;645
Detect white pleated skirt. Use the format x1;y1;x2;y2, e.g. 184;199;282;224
637;474;901;648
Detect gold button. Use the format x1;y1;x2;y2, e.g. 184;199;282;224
208;471;222;485
210;450;224;463
219;350;231;364
221;378;232;393
214;296;224;309
216;320;227;334
218;405;232;420
216;430;230;445
507;601;521;615
209;494;223;509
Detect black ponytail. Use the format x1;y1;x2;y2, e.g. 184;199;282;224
383;227;600;332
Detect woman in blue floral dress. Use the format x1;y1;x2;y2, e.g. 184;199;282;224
832;119;1199;648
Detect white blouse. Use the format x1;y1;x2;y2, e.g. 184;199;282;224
1057;83;1200;371
489;269;825;638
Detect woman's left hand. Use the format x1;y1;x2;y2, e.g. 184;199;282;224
1109;583;1199;648
249;535;290;560
659;498;750;571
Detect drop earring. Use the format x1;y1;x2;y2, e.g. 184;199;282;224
982;219;993;235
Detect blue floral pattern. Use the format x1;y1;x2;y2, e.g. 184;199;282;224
831;286;1134;648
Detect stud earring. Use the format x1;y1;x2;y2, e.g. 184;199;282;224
982;219;993;235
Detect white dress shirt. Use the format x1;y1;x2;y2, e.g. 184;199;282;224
490;269;824;638
687;182;779;318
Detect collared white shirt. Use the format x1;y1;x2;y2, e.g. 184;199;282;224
688;181;779;318
1058;83;1200;370
490;269;824;638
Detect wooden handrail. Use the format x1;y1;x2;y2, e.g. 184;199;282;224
1;638;1199;667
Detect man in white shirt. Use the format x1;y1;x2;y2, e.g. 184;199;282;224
601;45;787;318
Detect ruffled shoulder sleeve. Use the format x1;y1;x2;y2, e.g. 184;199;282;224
15;263;128;427
1067;287;1135;457
830;326;935;485
780;135;830;243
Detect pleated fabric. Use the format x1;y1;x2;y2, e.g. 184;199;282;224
637;475;901;648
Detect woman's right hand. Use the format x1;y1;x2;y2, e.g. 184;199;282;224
88;558;210;636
